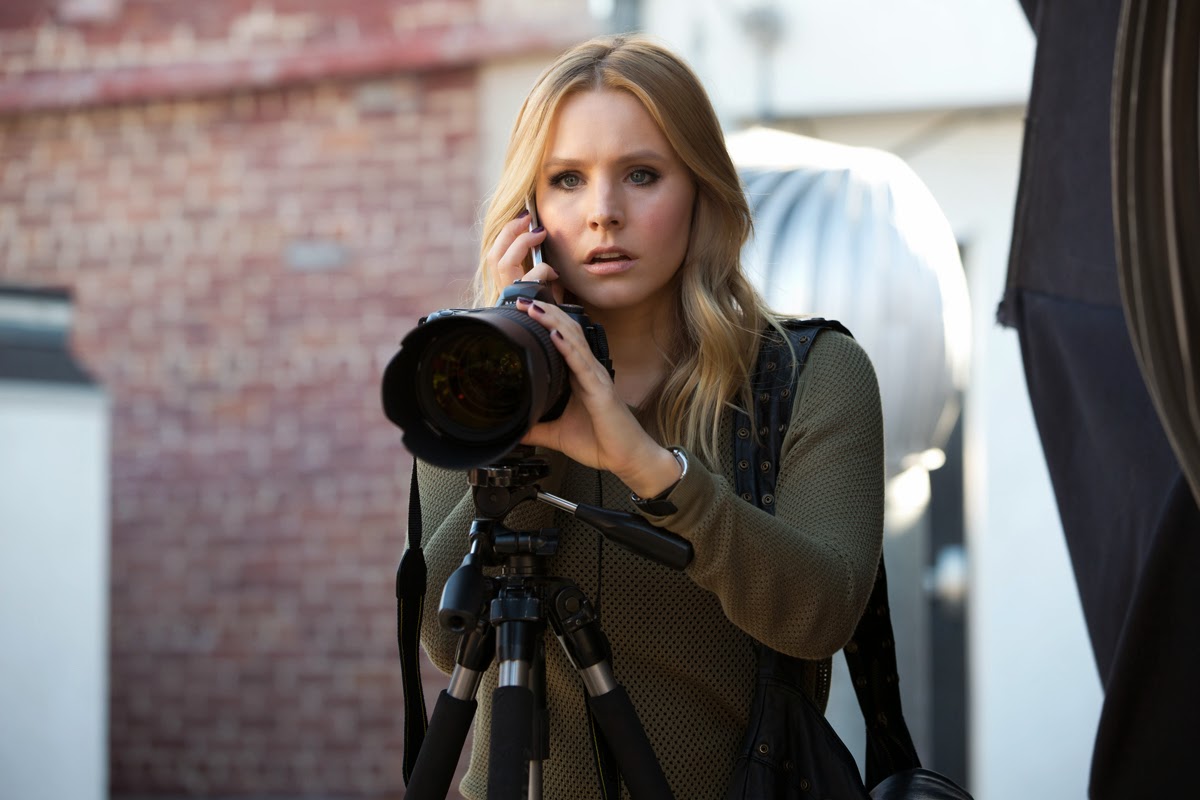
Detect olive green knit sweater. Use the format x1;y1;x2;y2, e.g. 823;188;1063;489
413;331;884;799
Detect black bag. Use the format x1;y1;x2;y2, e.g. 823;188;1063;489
725;319;972;800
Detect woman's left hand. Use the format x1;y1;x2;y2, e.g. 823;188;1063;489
515;297;682;499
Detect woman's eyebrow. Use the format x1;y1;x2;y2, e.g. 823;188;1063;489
542;149;670;170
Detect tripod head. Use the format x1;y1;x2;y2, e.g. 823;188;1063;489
438;448;559;635
438;447;694;636
467;448;552;521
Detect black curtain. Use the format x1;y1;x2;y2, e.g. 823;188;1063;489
998;1;1200;796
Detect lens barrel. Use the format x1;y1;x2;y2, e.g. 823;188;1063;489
382;302;567;469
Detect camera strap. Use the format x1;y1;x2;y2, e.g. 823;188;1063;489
397;460;429;782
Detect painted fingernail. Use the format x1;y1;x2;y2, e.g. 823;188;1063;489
515;296;532;306
517;209;530;219
529;301;546;314
531;225;545;234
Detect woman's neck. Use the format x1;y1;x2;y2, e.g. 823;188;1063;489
589;305;674;408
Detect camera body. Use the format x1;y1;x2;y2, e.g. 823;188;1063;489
382;281;611;469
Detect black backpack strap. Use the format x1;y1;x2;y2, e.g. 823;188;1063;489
843;560;921;786
397;460;429;783
733;319;848;510
734;318;921;788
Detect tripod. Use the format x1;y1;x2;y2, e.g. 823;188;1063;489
404;452;692;800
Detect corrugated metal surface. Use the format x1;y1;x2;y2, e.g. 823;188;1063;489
730;127;970;477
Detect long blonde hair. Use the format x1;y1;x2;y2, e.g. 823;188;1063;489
474;34;781;466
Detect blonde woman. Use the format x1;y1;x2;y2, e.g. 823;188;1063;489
414;33;884;799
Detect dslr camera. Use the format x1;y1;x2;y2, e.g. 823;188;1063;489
382;281;611;469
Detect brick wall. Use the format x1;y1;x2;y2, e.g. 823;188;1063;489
1;1;477;71
0;0;595;795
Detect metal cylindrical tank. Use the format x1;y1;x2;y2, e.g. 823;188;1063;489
730;126;970;482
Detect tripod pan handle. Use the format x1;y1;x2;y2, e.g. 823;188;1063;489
572;503;693;571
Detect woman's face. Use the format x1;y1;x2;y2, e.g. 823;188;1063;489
535;89;696;323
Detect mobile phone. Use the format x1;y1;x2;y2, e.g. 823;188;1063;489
525;197;543;267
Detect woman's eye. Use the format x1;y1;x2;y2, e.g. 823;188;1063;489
629;169;658;185
552;173;581;189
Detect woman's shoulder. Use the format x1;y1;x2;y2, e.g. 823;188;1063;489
804;323;871;360
791;324;879;408
766;319;874;373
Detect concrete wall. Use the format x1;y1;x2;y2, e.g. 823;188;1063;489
0;380;109;800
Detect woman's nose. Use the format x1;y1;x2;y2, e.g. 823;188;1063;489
587;185;624;229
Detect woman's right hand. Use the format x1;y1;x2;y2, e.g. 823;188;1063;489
486;210;561;302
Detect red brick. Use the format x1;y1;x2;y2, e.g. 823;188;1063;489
0;5;601;798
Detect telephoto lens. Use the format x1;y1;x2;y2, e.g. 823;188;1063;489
382;282;610;469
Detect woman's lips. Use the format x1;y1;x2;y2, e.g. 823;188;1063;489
583;256;636;275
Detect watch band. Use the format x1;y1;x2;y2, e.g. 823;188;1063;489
630;447;688;515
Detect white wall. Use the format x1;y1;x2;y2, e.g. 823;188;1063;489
0;380;110;800
643;0;1035;120
480;58;557;203
908;114;1103;800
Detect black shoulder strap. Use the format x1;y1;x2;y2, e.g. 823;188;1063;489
396;461;429;782
733;318;921;789
733;319;850;510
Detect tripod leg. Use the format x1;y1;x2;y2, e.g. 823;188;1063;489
488;596;543;800
549;585;674;800
587;684;672;799
528;634;549;800
406;622;494;800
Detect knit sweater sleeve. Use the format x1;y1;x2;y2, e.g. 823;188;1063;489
639;331;884;659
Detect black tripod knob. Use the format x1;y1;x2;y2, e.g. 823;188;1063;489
439;553;485;634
